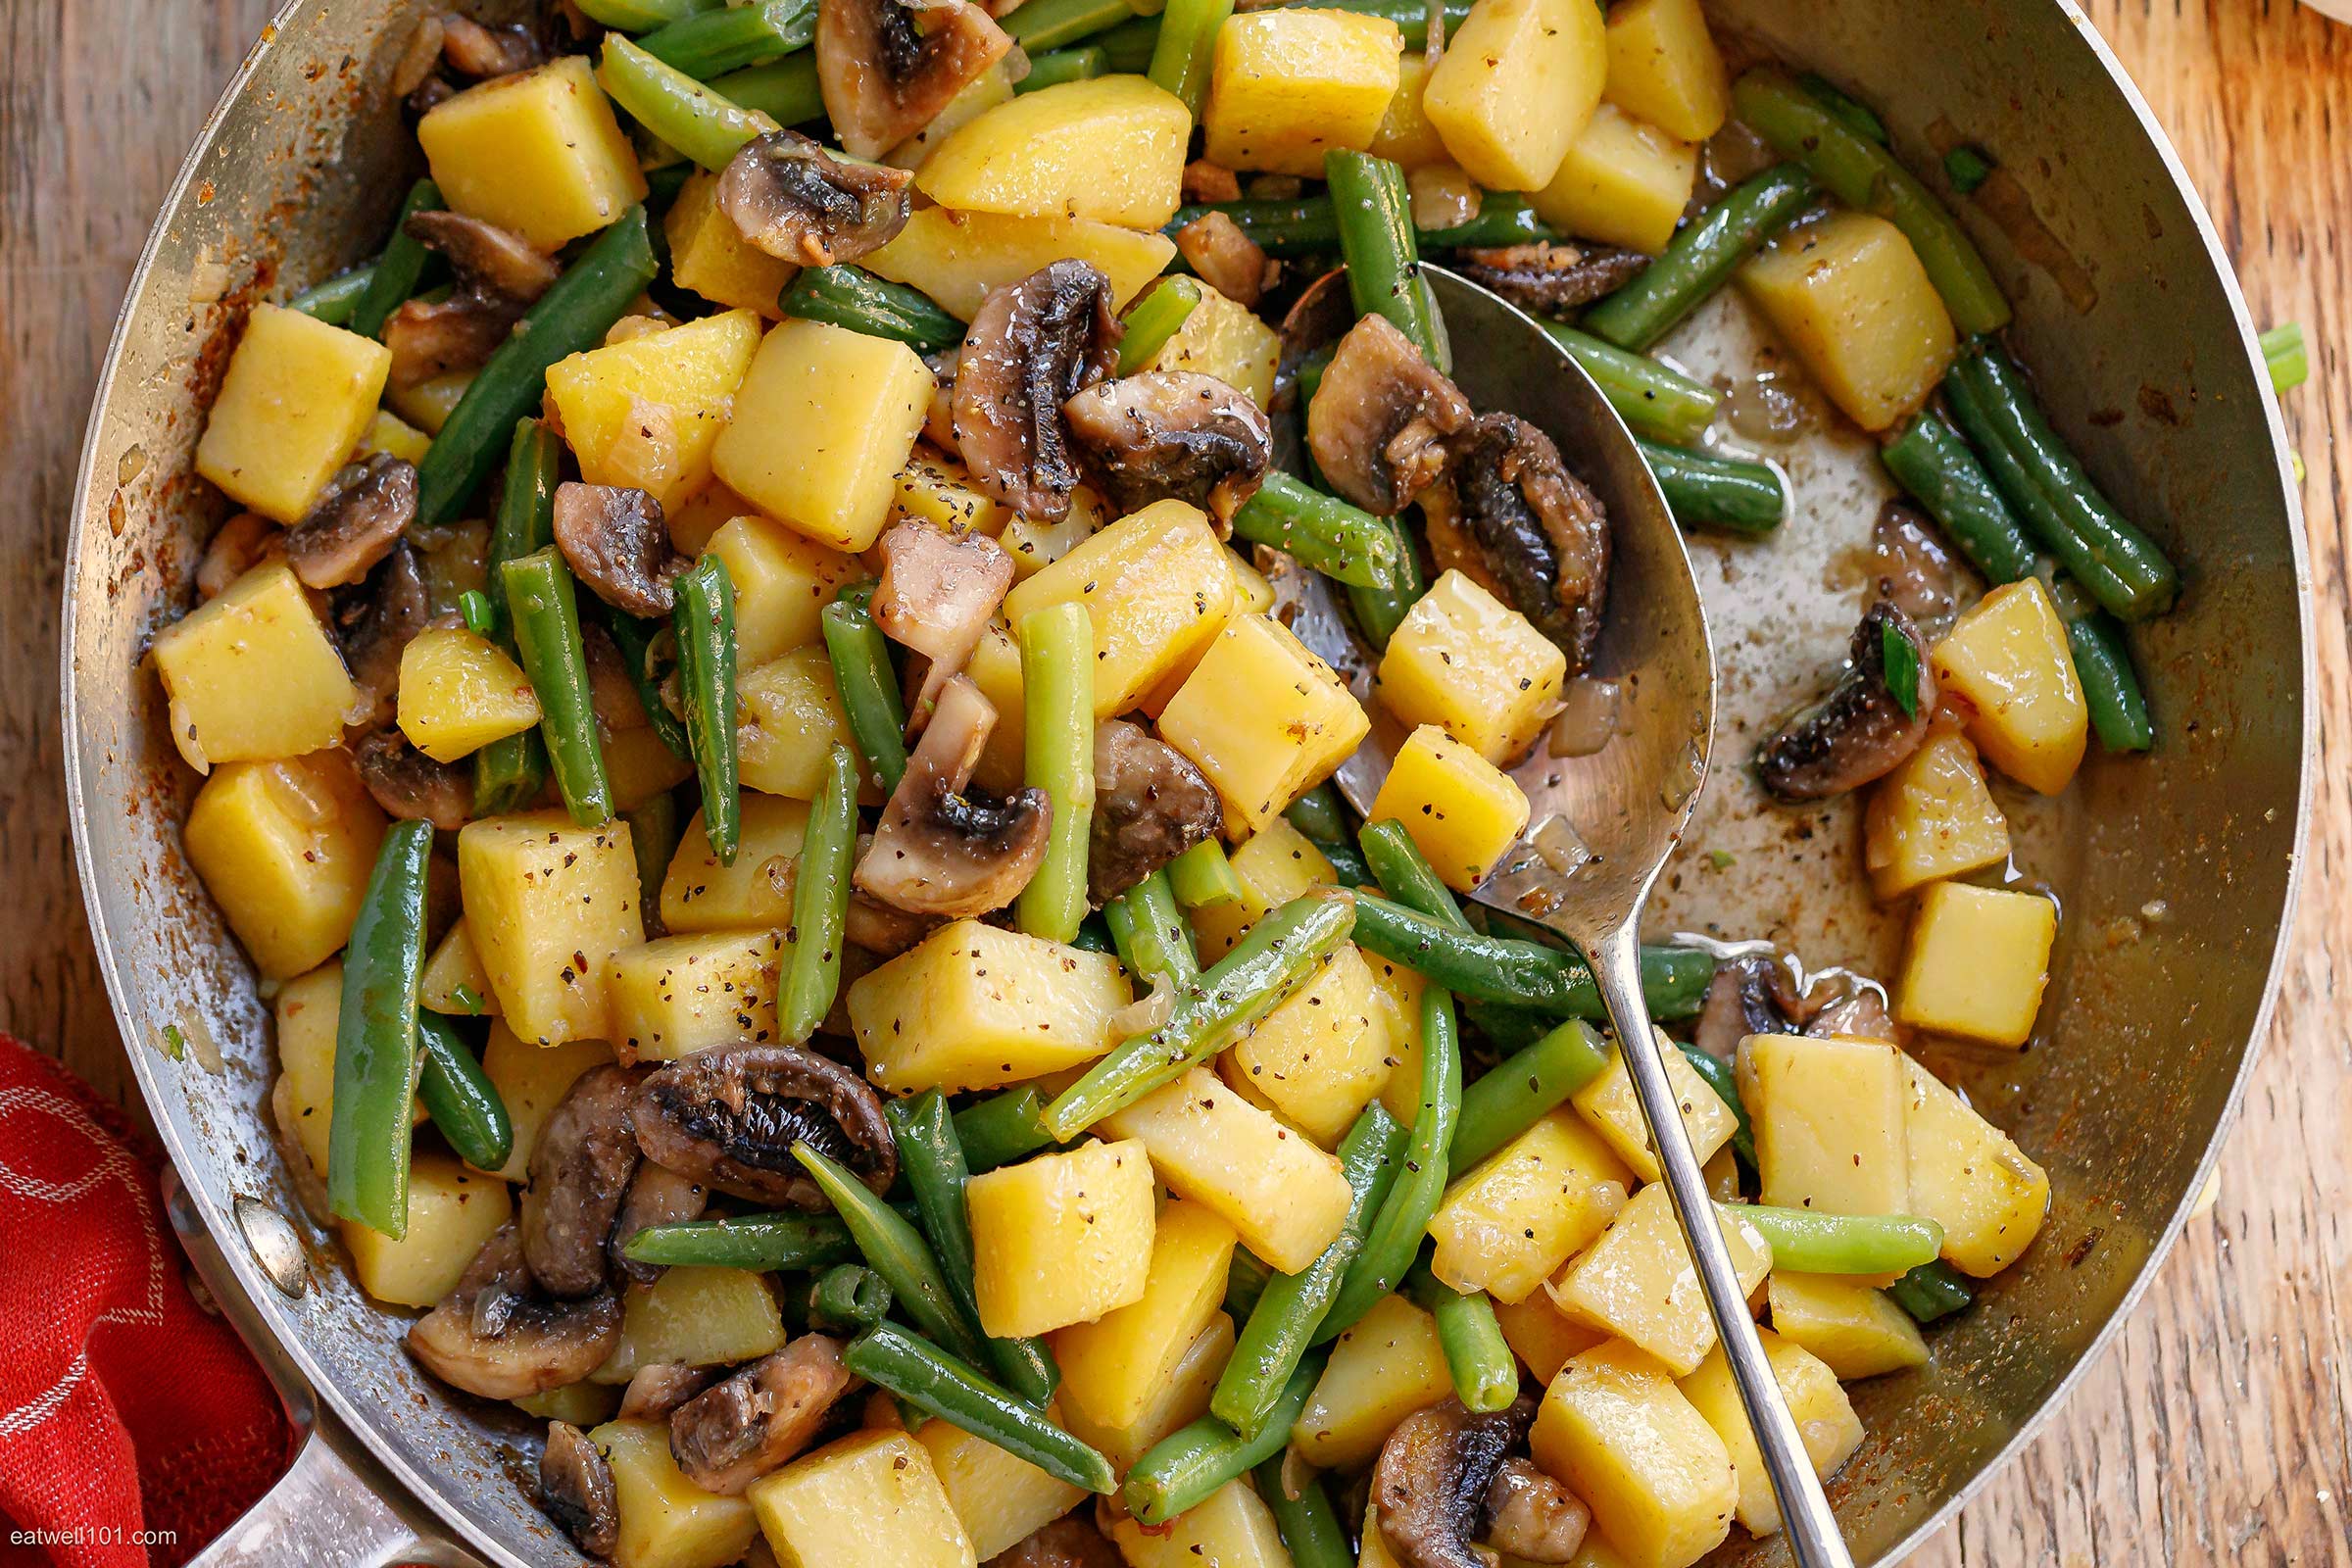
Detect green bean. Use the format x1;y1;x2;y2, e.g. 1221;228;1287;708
1349;892;1716;1020
623;790;683;927
1400;1262;1518;1413
600;609;692;763
820;583;910;794
575;0;721;28
1451;1019;1610;1171
672;555;741;857
1072;915;1116;954
598;35;774;171
1167;839;1244;909
1284;783;1351;848
1126;1359;1322;1524
1733;70;2010;337
1015;603;1096;944
710;53;824;126
781;266;965;353
473;419;564;814
1346;514;1426;652
1225;1248;1276;1322
1104;869;1200;987
347;179;447;340
2262;321;2308;394
780;744;856;1041
1540;323;1722;446
1881;409;2041;584
1637;439;1788;536
326;820;434;1238
1097;12;1163;70
1118;277;1201;374
952;1088;1058;1173
1252;1459;1352;1568
1581;164;1816;351
415;1010;514;1174
1168;191;1562;260
794;1144;992;1365
1147;0;1233;114
1003;0;1138;51
1943;144;1994;196
1325;151;1441;366
416;208;658;528
794;1263;894;1331
1887;1259;1975;1324
1740;1205;1943;1276
624;1211;862;1271
287;265;376;326
640;0;813;78
1017;45;1105;92
844;1324;1117;1494
1672;1038;1754;1169
1316;838;1373;889
1215;1102;1406;1435
1230;474;1402;589
1301;0;1470;46
457;590;496;638
2051;579;2154;753
1796;72;1887;144
503;548;612;826
1355;818;1557;1057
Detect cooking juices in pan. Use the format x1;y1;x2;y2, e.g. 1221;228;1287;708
151;0;2179;1563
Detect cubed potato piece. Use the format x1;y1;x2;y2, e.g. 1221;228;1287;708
1740;1033;1910;1215
1765;1272;1929;1379
1004;500;1239;718
1677;1331;1861;1539
1202;11;1405;177
417;55;648;249
479;1024;614;1183
389;369;474;435
421;918;497;1016
666;478;756;557
594;1419;760;1568
341;1154;513;1306
999;509;1097;584
1737;211;1956;432
1930;578;2087;795
1062;1312;1236;1473
594;1266;788;1384
885;63;1017;171
1430;1103;1633;1303
194;305;393;523
661;797;808;932
751;1431;974;1568
1293;1294;1454;1470
1188;818;1339;960
271;964;353;1181
605;725;696;814
1367;953;1428;1121
865;206;1177;320
664;169;798;318
1545;1185;1772;1375
607;930;784;1062
1221;945;1393;1146
894;449;1008;539
1893;883;2057;1049
1369;51;1450;169
358;408;433;465
154;561;359;770
713;319;933;554
966;1139;1157;1338
1142;283;1284;409
1530;104;1698;256
918;74;1190;228
396;626;540;762
1901;1054;2050;1274
848;920;1131;1093
546;309;764;511
706;514;860;670
1602;0;1729;140
1054;1198;1239;1431
1105;1478;1290;1568
1862;729;2012;899
1367;725;1531;891
1158;613;1369;835
1529;1342;1737;1568
912;1410;1087;1560
1570;1029;1740;1185
737;645;865;799
1423;0;1604;189
512;1381;621;1426
965;621;1028;794
1376;569;1566;765
458;810;645;1046
185;752;386;979
1494;1290;1609;1384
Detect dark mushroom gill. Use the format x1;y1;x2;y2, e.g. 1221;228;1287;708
632;1044;897;1207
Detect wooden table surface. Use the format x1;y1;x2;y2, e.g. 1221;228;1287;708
3;3;2345;1562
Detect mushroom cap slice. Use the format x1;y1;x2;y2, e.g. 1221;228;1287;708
1454;242;1646;315
997;1515;1128;1568
408;208;560;300
632;1044;898;1207
856;674;1051;917
1087;717;1222;904
406;1226;623;1400
609;1162;709;1285
540;1419;619;1558
1753;600;1937;802
1306;314;1474;516
1481;1456;1590;1564
353;727;472;831
1692;953;1801;1061
331;541;430;725
816;0;1012;160
1063;371;1273;525
668;1335;859;1494
283;454;418;589
871;518;1014;730
720;128;913;268
1371;1396;1541;1568
619;1362;722;1423
954;260;1121;523
521;1063;647;1299
383;210;557;390
554;482;686;617
1445;412;1610;673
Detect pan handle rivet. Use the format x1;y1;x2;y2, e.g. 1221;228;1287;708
234;1192;311;1298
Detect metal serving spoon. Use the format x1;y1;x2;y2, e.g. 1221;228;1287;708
1284;267;1855;1568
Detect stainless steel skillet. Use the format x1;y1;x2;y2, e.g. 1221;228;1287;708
59;0;2311;1562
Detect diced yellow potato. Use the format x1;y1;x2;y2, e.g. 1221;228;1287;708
417;55;648;249
389;369;474;435
1158;613;1369;835
1765;1272;1929;1379
1423;0;1604;189
751;1431;974;1568
1143;283;1284;408
966;1139;1158;1338
666;478;757;557
546;309;764;511
1293;1294;1454;1469
865;206;1178;320
271;964;353;1181
479;1024;614;1183
1054;1198;1238;1432
606;930;784;1062
1930;578;2087;795
885;64;1017;172
153;561;358;770
1106;1478;1290;1568
737;645;865;799
458;810;645;1046
1367;725;1530;891
1188;818;1339;960
1062;1312;1236;1473
706;514;859;671
357;408;432;465
848;920;1131;1093
513;1381;621;1426
664;169;798;318
1101;1066;1354;1272
1901;1054;2050;1274
661;797;809;932
594;1266;788;1384
341;1153;512;1306
1530;104;1698;256
918;74;1190;228
1703;1146;1742;1202
1737;211;1956;432
1202;10;1405;177
1004;499;1239;718
1369;51;1450;169
965;621;1028;794
1376;569;1567;765
1545;1185;1772;1375
185;752;386;979
998;509;1098;584
1601;0;1728;141
1740;1033;1910;1215
594;1419;760;1568
1566;1537;1638;1568
396;626;539;762
893;449;1008;539
1367;953;1428;1121
1570;1030;1740;1185
1862;729;2012;899
712;319;933;554
421;918;497;1016
1221;945;1393;1146
1677;1330;1860;1539
1529;1342;1736;1568
195;305;392;523
1893;882;2057;1049
1430;1102;1633;1303
604;724;696;814
912;1409;1086;1560
1494;1290;1608;1384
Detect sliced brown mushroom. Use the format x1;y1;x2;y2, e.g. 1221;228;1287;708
1063;371;1273;525
332;542;430;725
406;1225;623;1399
632;1044;898;1207
993;1516;1127;1568
1173;212;1267;308
609;1163;709;1285
816;0;1012;160
1372;1396;1545;1568
1692;953;1800;1060
415;207;563;300
383;210;559;391
1804;974;1897;1042
856;675;1051;917
554;482;687;617
1306;314;1473;516
284;455;418;589
954;261;1121;522
197;512;282;601
441;13;548;78
720;128;912;267
1480;1456;1591;1564
1753;602;1937;802
668;1335;858;1494
1446;412;1610;673
540;1419;619;1558
871;519;1013;730
521;1063;646;1298
619;1362;723;1423
1871;500;1963;628
1454;242;1647;315
1181;159;1243;205
847;881;946;957
1088;718;1222;904
353;727;472;830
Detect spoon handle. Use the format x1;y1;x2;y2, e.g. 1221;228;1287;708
1584;920;1856;1568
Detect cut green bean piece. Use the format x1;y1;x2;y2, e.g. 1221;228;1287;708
623;791;683;926
1673;1038;1755;1168
1540;323;1722;446
1881;410;2040;584
287;266;376;326
794;1144;993;1366
503;548;612;826
795;1263;894;1331
782;266;965;353
1148;0;1234;114
1003;0;1138;51
1326;150;1441;367
348;179;447;340
1117;277;1202;374
780;744;856;1042
415;1011;514;1173
953;1088;1058;1173
326;820;434;1238
1740;1205;1943;1276
1225;1248;1276;1322
820;583;910;794
1582;164;1816;352
601;609;692;763
575;0;722;28
1796;72;1887;144
1637;439;1787;535
1347;514;1426;653
710;53;824;125
2051;578;2154;753
473;419;564;814
1887;1258;1975;1323
1231;473;1402;589
1943;144;1995;196
1401;1262;1518;1413
673;557;741;859
1096;12;1163;70
1105;869;1200;987
845;1323;1116;1494
1168;190;1561;261
1017;45;1104;92
1349;892;1716;1020
1451;1019;1611;1171
1167;839;1244;909
2262;321;2308;394
1305;0;1471;47
1126;1359;1322;1524
639;0;814;78
624;1210;861;1270
1356;818;1557;1054
599;34;775;171
1016;602;1097;944
1253;1459;1352;1568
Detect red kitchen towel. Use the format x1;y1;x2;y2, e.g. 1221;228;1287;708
0;1038;291;1568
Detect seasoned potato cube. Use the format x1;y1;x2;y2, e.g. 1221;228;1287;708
1106;1478;1290;1568
661;797;809;932
1602;0;1729;140
1221;945;1393;1146
1893;882;2057;1048
966;1139;1158;1338
998;510;1097;584
1545;1185;1772;1375
1202;11;1405;177
706;515;859;671
607;930;783;1062
545;309;764;510
885;63;1017;171
1862;729;2012;899
737;645;865;799
913;1410;1086;1560
195;305;392;523
866;206;1177;320
1423;0;1604;189
417;56;647;249
341;1154;512;1307
1369;51;1449;169
665;478;757;558
1188;818;1339;959
918;75;1190;228
964;621;1028;795
154;561;359;770
848;920;1131;1093
1529;1342;1736;1568
1158;613;1369;834
1062;1312;1236;1473
478;1024;614;1183
512;1382;620;1426
1054;1198;1239;1432
605;725;696;814
1368;953;1429;1121
421;918;497;1016
751;1431;973;1568
1376;569;1566;765
389;369;473;435
1930;578;2087;795
664;169;797;318
594;1266;788;1384
358;408;433;465
1570;1029;1740;1184
1738;212;1956;432
396;626;539;762
893;449;1008;539
1494;1290;1608;1384
1142;283;1284;409
1740;1033;1910;1215
1679;1331;1862;1538
712;319;933;553
594;1419;760;1568
270;963;351;1180
1293;1294;1453;1469
1902;1054;2050;1274
1530;104;1698;256
458;810;645;1046
1430;1102;1633;1303
1765;1272;1929;1379
187;751;387;987
1368;725;1531;891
